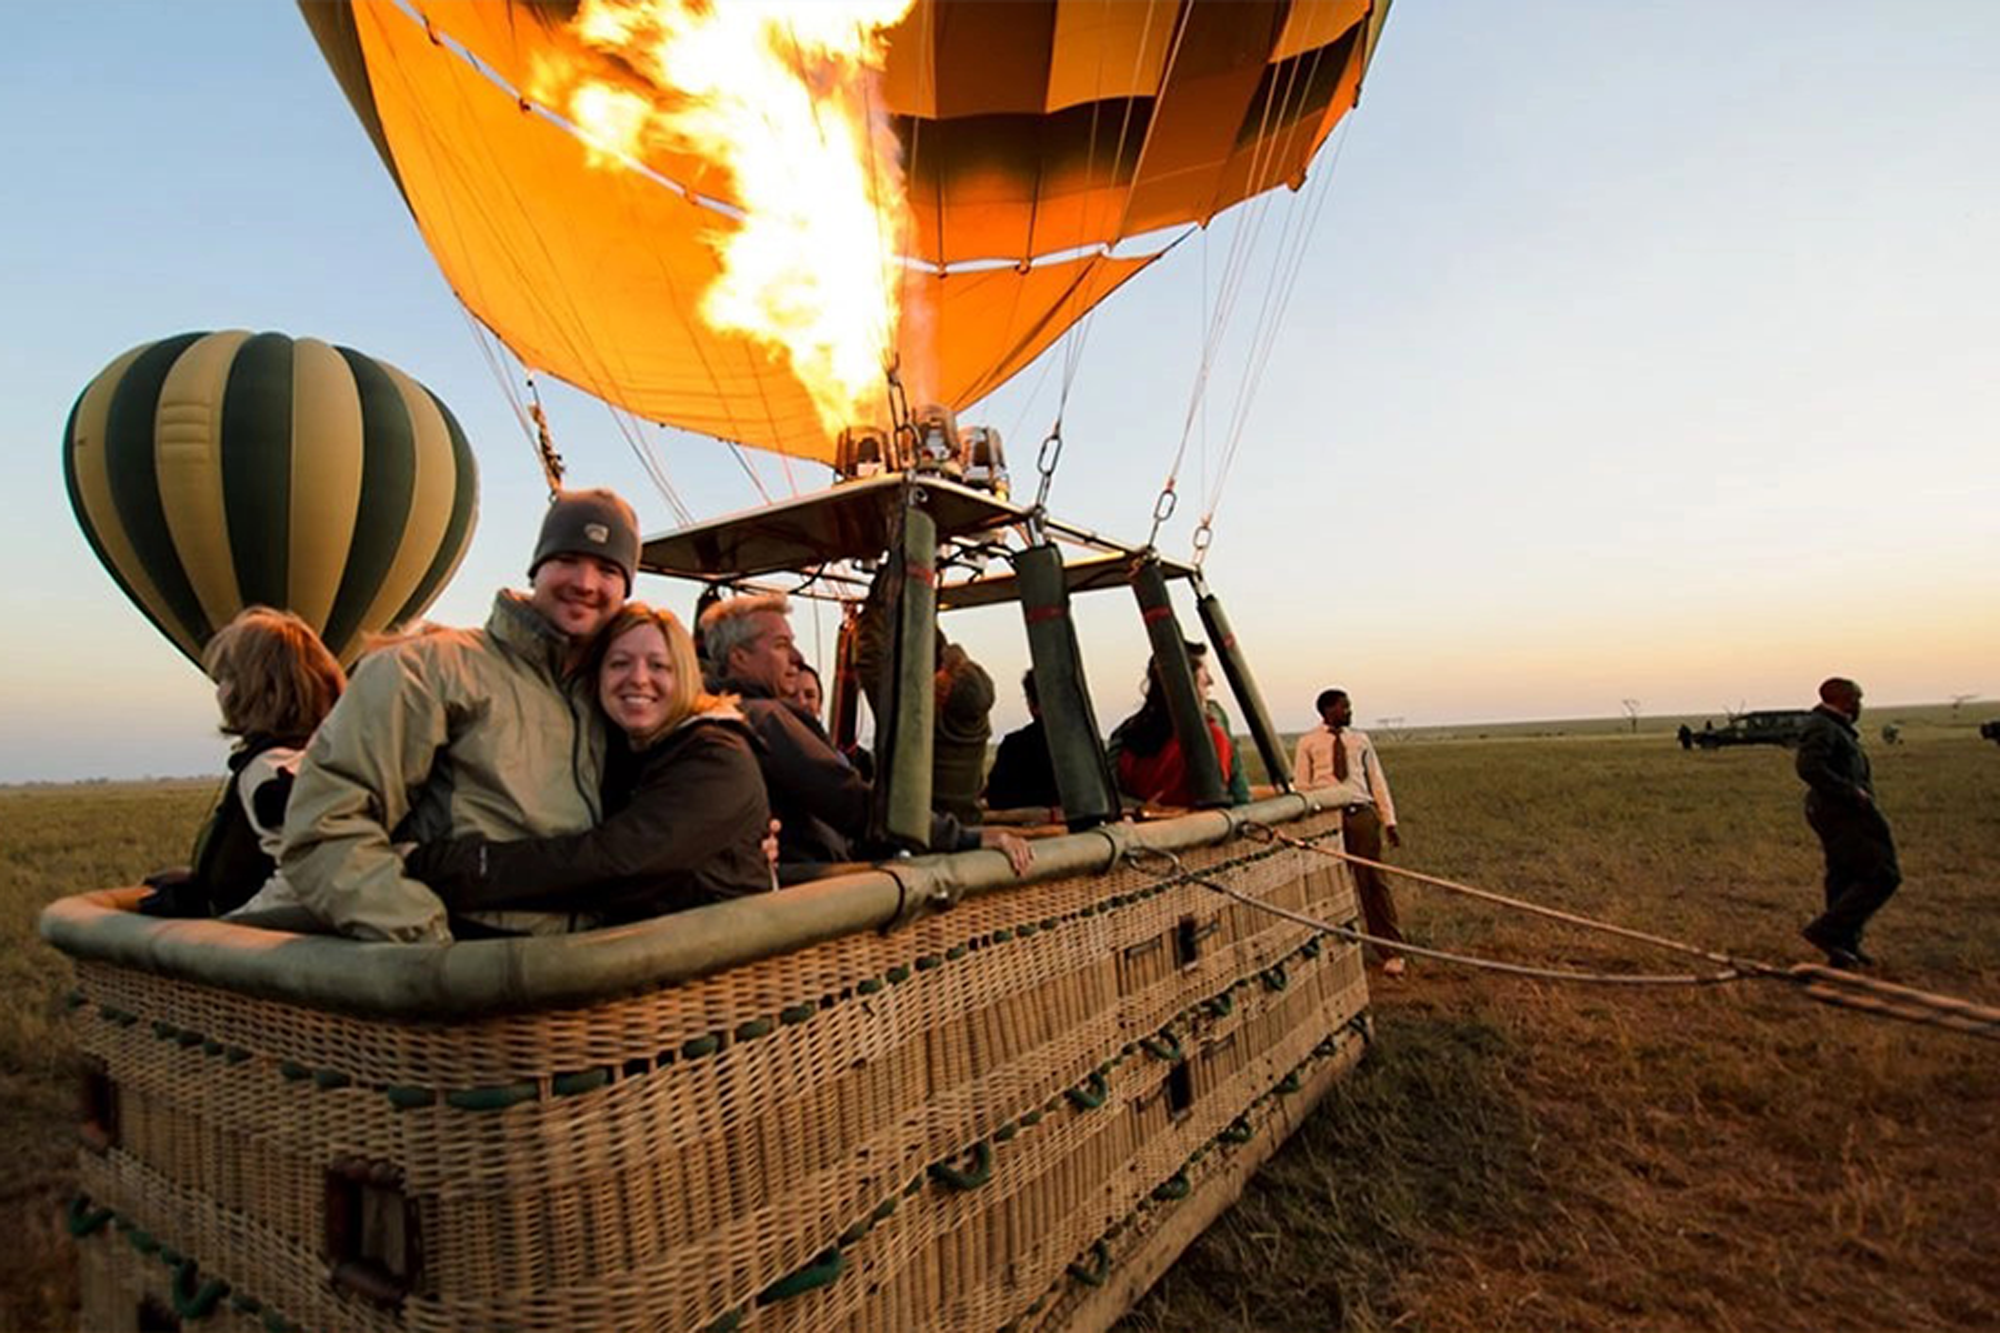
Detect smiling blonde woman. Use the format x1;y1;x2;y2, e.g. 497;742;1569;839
405;603;772;923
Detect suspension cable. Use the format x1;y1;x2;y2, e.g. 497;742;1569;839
1147;31;1332;552
1194;121;1355;564
1010;0;1174;519
727;441;774;505
460;309;551;482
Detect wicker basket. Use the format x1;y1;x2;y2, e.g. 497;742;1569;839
46;795;1368;1333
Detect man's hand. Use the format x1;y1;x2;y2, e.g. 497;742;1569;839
980;827;1035;876
1386;824;1402;850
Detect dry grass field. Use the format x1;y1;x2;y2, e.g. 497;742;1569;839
3;715;1995;1332
1122;713;2000;1332
1;779;213;1333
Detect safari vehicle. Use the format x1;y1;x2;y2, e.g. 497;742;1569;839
1694;710;1818;750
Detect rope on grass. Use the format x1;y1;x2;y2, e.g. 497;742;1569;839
1121;845;1745;987
1239;820;1749;969
1784;964;2000;1040
1126;835;2000;1041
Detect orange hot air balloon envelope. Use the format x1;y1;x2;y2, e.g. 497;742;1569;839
301;1;1390;463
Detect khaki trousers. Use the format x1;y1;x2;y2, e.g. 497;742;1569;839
1341;803;1403;959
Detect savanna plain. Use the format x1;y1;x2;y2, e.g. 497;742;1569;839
3;711;1995;1332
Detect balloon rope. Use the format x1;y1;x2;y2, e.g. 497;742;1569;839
1150;20;1319;547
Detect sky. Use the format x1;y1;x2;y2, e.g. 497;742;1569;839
3;1;1996;783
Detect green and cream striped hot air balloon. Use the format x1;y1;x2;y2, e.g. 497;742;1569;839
63;330;478;667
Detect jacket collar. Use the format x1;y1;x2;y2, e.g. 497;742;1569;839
1811;702;1858;735
488;590;576;676
628;701;756;753
715;672;777;701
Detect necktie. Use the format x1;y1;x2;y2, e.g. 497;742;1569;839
1332;729;1349;782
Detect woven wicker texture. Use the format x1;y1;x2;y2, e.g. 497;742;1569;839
65;809;1365;1333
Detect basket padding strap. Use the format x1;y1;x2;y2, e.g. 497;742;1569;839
66;1195;114;1237
927;1141;994;1191
171;1259;230;1321
1067;1240;1112;1287
757;1247;845;1305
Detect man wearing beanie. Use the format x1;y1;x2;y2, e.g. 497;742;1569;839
280;488;641;942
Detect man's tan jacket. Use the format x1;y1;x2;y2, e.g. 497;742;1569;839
280;592;606;942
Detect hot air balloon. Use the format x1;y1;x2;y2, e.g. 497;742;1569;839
299;0;1389;457
39;12;1397;1333
63;330;479;668
294;0;1387;813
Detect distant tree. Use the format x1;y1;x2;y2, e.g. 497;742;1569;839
1621;698;1642;733
1950;693;1980;719
1376;716;1408;742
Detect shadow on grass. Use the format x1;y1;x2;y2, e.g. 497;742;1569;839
1117;1012;1540;1333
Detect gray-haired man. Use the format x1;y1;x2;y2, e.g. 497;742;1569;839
702;593;1030;875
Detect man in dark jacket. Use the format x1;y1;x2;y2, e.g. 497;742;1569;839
700;593;1031;875
851;565;995;824
1796;677;1900;968
983;670;1062;813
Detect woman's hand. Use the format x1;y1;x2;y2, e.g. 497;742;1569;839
979;827;1034;877
404;836;487;904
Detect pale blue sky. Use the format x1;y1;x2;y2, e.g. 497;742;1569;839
4;1;1996;783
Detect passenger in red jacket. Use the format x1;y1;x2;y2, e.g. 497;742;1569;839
1106;641;1250;809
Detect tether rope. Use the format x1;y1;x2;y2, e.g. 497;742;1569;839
1239;820;1743;969
1123;844;1744;988
1119;829;2000;1042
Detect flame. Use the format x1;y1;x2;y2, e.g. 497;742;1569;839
538;0;915;437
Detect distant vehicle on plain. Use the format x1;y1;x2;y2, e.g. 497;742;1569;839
1981;720;2000;746
1692;710;1818;750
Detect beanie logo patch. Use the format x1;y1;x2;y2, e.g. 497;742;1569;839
585;523;610;544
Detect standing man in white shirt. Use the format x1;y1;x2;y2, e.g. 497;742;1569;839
1293;688;1407;976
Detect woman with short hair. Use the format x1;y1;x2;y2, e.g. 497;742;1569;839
143;607;346;918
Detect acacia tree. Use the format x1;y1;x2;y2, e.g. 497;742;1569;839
1621;698;1642;733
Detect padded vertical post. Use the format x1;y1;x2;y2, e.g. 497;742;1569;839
1014;544;1120;829
867;490;938;850
1194;579;1292;790
1129;557;1227;808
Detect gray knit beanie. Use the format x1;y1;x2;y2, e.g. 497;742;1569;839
529;488;640;592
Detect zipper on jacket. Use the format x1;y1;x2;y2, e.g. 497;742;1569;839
569;683;601;823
